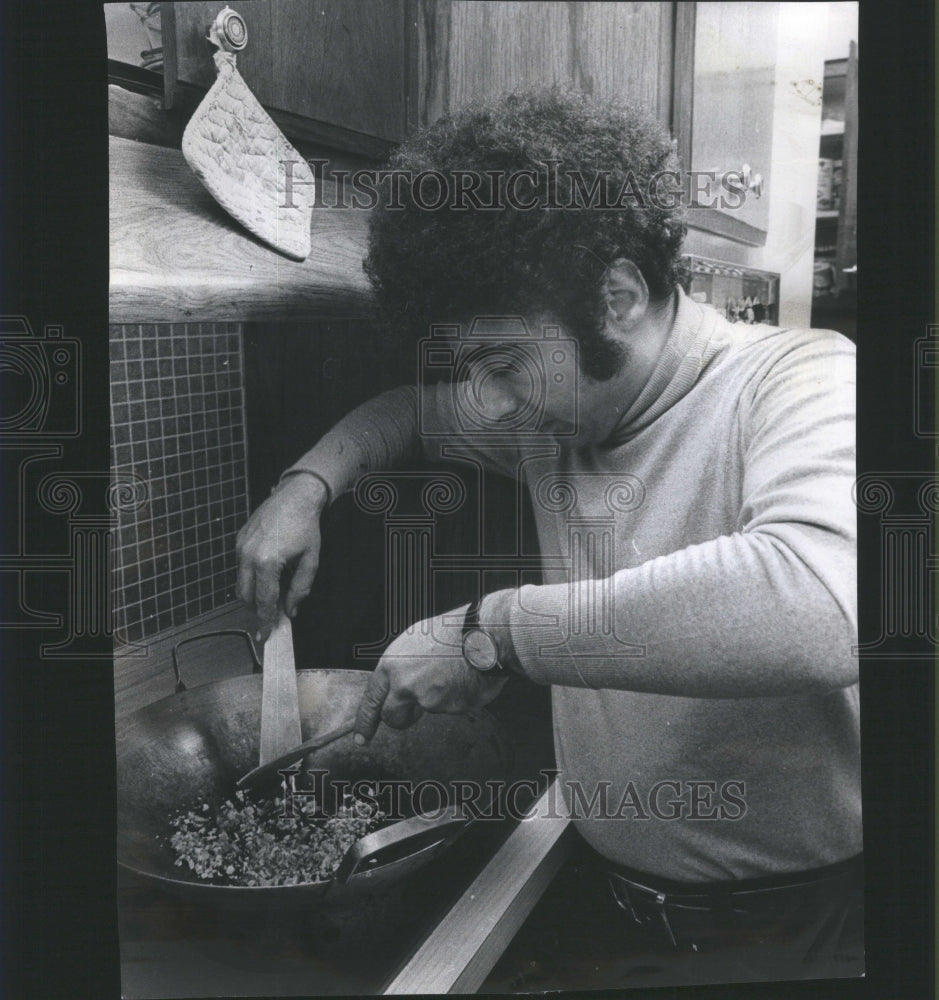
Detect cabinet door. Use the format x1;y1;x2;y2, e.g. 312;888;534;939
169;0;408;151
171;2;277;102
269;0;407;142
683;1;779;244
417;1;674;127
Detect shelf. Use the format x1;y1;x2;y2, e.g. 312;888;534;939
109;136;373;323
816;210;840;220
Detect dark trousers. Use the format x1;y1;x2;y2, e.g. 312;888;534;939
480;840;864;993
605;853;864;986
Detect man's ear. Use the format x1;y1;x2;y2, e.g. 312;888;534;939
602;259;649;329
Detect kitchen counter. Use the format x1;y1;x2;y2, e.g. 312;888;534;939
109;135;373;323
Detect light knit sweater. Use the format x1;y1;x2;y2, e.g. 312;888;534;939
287;290;860;881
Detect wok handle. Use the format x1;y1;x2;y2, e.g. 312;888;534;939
335;805;470;885
171;629;262;692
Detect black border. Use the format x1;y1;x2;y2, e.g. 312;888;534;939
3;1;934;998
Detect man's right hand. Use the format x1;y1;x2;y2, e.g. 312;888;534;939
236;472;329;641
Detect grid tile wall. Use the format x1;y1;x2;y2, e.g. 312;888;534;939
110;323;249;643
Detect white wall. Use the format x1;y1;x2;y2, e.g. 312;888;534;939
825;2;859;61
684;2;832;328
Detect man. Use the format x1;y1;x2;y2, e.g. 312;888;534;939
237;91;861;982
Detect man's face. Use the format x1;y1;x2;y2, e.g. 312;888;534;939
456;314;629;445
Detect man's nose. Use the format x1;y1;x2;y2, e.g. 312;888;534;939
470;372;519;422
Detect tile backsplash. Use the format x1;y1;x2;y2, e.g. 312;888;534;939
110;323;248;643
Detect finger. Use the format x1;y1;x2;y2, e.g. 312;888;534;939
354;668;391;745
381;696;422;730
285;548;318;619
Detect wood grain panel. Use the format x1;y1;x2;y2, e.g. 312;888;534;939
432;1;673;124
109;137;372;323
671;2;696;170
172;0;276;105
270;0;407;142
413;0;452;127
447;1;573;105
565;2;670;114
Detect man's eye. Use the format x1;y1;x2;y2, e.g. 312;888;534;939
487;359;522;376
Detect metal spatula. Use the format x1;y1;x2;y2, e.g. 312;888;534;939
236;719;356;791
258;613;302;767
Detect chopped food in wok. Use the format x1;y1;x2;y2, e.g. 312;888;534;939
169;788;385;886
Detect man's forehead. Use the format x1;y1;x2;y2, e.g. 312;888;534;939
451;311;566;340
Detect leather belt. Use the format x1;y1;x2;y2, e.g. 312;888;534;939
607;855;864;949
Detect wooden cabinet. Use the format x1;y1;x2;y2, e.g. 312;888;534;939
165;1;675;155
416;1;674;126
118;1;808;321
165;0;409;156
268;0;407;141
678;1;779;246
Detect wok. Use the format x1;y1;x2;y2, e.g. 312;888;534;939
117;638;512;910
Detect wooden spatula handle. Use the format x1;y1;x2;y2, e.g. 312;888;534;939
259;613;302;765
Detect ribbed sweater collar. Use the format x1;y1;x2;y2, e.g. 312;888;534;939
605;288;722;444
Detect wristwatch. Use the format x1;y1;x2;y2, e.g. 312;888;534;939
461;598;513;676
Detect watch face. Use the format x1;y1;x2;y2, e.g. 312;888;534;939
463;629;499;671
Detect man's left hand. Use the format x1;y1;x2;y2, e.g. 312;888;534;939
354;607;508;743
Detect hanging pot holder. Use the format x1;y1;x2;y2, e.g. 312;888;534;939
181;8;315;261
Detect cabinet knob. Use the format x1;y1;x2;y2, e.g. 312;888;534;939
209;6;248;53
741;164;763;199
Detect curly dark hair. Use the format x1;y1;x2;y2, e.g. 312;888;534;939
364;90;687;381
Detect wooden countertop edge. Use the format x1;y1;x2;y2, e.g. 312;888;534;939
383;781;574;995
108;280;374;324
109;135;374;323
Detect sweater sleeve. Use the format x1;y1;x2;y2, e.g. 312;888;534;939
505;331;858;697
283;386;422;501
283;383;524;499
284;384;521;500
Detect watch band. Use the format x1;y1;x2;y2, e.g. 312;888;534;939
461;597;485;637
462;598;518;676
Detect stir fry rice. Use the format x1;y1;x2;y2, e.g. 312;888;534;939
169;788;385;886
